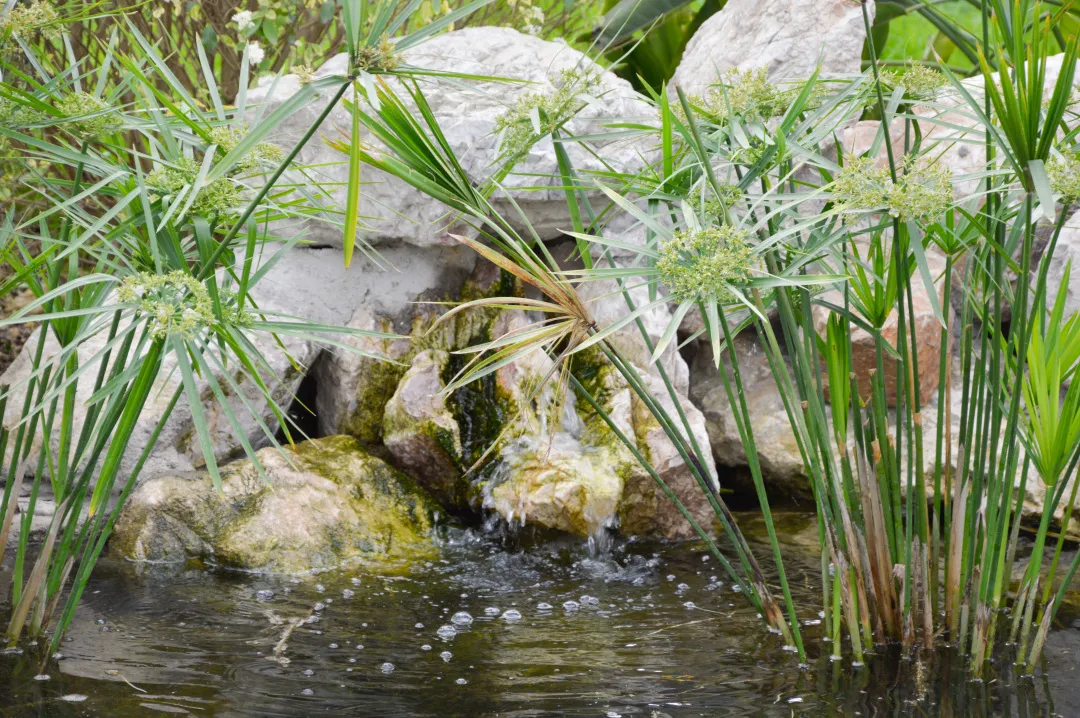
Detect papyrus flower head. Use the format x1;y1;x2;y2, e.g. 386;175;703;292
657;225;755;302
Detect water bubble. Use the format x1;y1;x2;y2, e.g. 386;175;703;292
683;601;696;610
501;609;522;621
451;611;473;626
380;662;395;674
351;577;362;586
437;625;457;640
329;643;339;649
421;644;432;651
315;584;325;593
59;695;87;702
348;658;357;664
96;619;105;625
342;589;355;599
456;678;468;685
484;607;500;616
580;595;599;606
666;575;676;581
787;697;804;704
415;622;425;629
255;590;274;602
676;583;690;592
563;600;580;612
356;644;364;650
607;712;621;717
33;674;49;681
301;688;314;696
302;669;314;676
313;602;327;612
632;577;645;586
536;602;553;611
440;651;452;663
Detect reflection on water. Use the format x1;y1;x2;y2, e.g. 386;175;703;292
0;512;1074;717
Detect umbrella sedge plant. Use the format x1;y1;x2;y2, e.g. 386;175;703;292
336;0;1080;676
0;0;503;661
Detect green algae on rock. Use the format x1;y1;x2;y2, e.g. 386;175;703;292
111;436;442;574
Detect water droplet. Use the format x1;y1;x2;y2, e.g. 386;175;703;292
329;643;339;649
451;611;473;626
33;674;49;681
455;678;468;685
501;609;522;621
300;688;313;696
676;583;690;591
302;669;314;676
683;601;696;610
415;622;425;629
787;697;804;704
380;662;395;674
484;607;500;616
437;625;457;640
314;584;325;593
351;577;362;586
313;602;326;612
342;589;354;599
255;590;274;602
59;695;87;703
666;575;676;581
536;602;553;611
563;600;580;612
356;644;364;650
348;658;357;664
440;651;452;663
421;644;432;651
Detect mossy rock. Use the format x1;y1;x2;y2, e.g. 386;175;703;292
111;436;443;574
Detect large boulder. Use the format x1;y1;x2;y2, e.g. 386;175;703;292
673;0;871;97
0;243;475;488
249;27;654;249
1041;210;1080;319
690;333;809;499
111;435;441;573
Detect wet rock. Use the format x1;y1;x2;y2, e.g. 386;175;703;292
382;349;467;505
311;306;410;442
111;436;441;573
486;433;625;537
248;27;653;249
380;306;718;538
673;0;871;96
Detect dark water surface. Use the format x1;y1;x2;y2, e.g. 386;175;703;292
0;512;1077;717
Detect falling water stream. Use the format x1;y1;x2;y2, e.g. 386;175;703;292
0;511;1078;716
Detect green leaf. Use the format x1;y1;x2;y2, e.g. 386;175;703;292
343;83;364;268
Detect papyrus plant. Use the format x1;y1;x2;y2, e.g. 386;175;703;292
338;0;1080;677
0;0;503;659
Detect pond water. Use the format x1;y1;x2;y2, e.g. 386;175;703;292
0;511;1078;717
